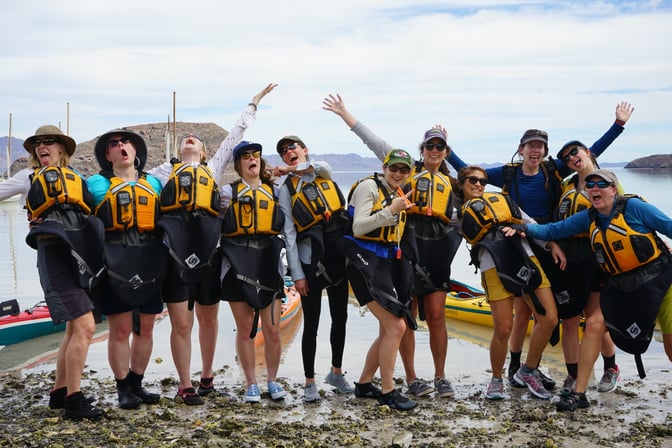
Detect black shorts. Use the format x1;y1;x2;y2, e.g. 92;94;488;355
162;252;222;305
37;239;94;325
100;279;164;316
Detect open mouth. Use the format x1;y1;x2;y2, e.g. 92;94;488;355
289;155;298;163
121;149;128;158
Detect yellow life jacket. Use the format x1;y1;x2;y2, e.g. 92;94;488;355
222;180;284;237
556;182;591;238
26;166;92;218
460;192;523;245
406;166;455;224
93;174;159;233
347;175;406;244
160;162;220;216
589;195;664;275
285;174;345;233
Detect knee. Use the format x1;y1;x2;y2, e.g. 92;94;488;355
493;323;512;343
171;319;192;337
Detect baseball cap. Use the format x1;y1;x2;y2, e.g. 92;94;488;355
383;149;413;169
276;135;305;154
585;169;618;186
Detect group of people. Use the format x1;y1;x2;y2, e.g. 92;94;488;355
2;88;671;419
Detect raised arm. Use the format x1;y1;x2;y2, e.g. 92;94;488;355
208;83;278;182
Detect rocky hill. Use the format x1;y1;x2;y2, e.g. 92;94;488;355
625;154;672;169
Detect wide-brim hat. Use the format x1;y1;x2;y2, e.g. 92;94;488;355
276;135;305;154
233;140;263;160
23;125;77;156
94;129;147;171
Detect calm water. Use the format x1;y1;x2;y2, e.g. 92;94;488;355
1;168;670;386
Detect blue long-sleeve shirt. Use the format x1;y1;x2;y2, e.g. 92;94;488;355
525;197;672;242
447;122;624;220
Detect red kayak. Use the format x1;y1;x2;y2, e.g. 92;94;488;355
0;300;66;346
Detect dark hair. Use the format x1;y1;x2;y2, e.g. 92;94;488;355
234;156;273;183
455;165;487;202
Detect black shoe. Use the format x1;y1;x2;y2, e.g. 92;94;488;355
537;370;556;390
127;371;160;404
178;387;205;406
64;392;104;420
378;390;417;411
354;382;381;399
49;387;95;409
507;365;525;388
116;378;143;410
197;377;215;397
556;390;590;412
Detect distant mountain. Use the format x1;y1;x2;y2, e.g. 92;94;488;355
0;137;26;177
625;154;672;169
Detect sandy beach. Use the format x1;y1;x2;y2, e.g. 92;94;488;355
1;297;671;447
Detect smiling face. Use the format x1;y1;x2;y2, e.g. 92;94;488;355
105;134;136;169
519;140;546;170
280;142;307;166
179;134;206;163
458;167;488;201
560;145;593;175
382;163;411;189
584;175;618;214
421;137;448;171
32;138;64;167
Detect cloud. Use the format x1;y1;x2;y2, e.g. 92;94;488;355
1;0;671;163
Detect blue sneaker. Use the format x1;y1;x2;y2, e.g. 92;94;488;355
325;371;355;394
267;381;287;400
244;384;261;403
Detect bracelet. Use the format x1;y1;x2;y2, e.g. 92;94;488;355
248;102;258;111
615;119;625;126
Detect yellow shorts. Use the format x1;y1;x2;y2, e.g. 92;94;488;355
658;283;672;335
481;256;550;302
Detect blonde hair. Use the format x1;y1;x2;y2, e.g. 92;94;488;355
28;142;71;169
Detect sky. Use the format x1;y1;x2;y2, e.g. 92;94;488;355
1;0;671;164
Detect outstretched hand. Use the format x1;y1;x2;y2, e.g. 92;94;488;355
615;101;634;123
252;83;278;105
322;93;346;116
501;224;527;238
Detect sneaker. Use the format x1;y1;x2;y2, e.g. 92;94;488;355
562;375;576;392
406;378;434;397
325;371;355;394
508;364;524;388
177;387;204;406
537;370;556;390
197;377;215;397
267;381;287;400
303;383;320;403
378;389;417;411
513;368;552;400
597;367;621;393
244;384;261;403
434;377;455;398
354;382;381;399
485;377;505;401
556;389;590;412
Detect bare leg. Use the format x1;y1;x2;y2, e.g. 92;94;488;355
129;313;157;375
424;290;448;379
366;301;407;394
229;301;256;386
195;302;219;379
522;288;558;369
65;312;96;394
399;298;418;383
489;297;514;379
260;301;282;382
167;302;195;389
107;312;133;379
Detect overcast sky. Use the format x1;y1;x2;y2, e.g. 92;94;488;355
1;0;670;163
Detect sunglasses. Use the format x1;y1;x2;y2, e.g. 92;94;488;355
32;138;59;148
181;133;203;142
386;164;411;175
461;176;488;186
240;150;261;160
424;143;446;151
561;146;582;163
585;180;613;189
108;137;131;148
280;143;298;155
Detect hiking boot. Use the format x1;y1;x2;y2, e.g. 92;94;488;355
325;371;355;394
378;389;417;411
115;377;143;410
267;381;287;400
486;377;505;401
244;384;261;403
537;370;556;390
177;387;204;406
303;383;320;403
434;377;455;398
513;368;552;400
562;375;576;392
127;371;160;404
556;389;590;412
597;366;621;393
354;382;381;399
406;378;434;397
197;377;215;397
508;364;524;388
64;392;104;420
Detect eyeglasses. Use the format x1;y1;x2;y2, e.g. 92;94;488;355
32;138;58;148
280;143;298;155
561;146;582;163
240;150;261;160
461;176;488;186
424;143;446;151
108;137;131;148
386;164;411;175
585;180;613;189
181;133;203;142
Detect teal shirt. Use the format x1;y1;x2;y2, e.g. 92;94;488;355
87;173;163;206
